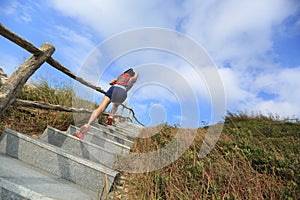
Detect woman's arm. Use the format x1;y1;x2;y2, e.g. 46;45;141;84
130;72;138;83
127;72;138;91
109;78;118;85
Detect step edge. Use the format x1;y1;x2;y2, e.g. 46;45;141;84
2;129;118;177
0;177;55;200
68;125;131;150
43;126;128;156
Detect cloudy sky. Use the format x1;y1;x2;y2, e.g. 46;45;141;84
0;0;299;127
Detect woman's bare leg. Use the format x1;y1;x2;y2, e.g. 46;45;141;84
110;103;120;118
87;96;111;126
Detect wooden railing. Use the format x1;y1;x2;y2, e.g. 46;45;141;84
0;23;144;126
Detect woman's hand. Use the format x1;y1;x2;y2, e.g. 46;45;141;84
109;79;117;85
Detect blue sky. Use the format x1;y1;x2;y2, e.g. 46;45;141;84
0;0;300;127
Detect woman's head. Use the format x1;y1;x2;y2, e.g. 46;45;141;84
124;68;135;77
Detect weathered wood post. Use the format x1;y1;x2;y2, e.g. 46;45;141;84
0;42;55;114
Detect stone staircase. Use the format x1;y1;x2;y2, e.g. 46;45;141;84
0;122;142;199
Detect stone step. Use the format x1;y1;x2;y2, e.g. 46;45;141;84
0;129;118;194
115;121;144;135
0;153;98;200
98;122;142;139
87;125;134;147
40;126;127;167
98;123;138;141
68;125;133;147
67;125;131;153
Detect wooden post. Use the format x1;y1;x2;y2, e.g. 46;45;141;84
0;42;55;114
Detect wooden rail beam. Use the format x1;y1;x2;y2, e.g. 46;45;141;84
0;23;143;126
0;23;106;94
0;23;41;55
13;99;93;113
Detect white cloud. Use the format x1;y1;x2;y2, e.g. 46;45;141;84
182;0;298;66
46;25;96;73
0;1;18;15
254;67;300;103
218;67;254;107
33;0;300;120
254;101;298;119
221;66;300;118
0;0;34;23
48;0;183;37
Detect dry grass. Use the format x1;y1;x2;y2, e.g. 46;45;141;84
1;81;299;199
124;121;299;200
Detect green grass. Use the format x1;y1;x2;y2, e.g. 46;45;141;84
0;81;299;199
1;84;64;136
0;79;96;136
123;113;299;199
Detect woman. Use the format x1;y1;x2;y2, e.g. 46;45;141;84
76;68;138;139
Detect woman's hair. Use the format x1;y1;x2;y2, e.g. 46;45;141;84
124;68;135;77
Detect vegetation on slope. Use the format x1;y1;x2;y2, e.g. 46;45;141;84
0;81;74;136
125;115;299;199
0;81;299;199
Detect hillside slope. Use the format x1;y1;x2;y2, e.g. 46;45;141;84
0;82;299;199
122;114;299;199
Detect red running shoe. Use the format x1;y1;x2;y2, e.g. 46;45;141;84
75;124;89;139
105;116;113;125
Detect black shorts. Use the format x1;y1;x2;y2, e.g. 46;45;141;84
105;86;127;103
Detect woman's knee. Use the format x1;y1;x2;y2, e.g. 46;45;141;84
96;105;105;113
98;97;111;112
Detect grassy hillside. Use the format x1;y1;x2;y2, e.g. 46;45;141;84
124;114;299;199
0;81;75;136
0;81;299;199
